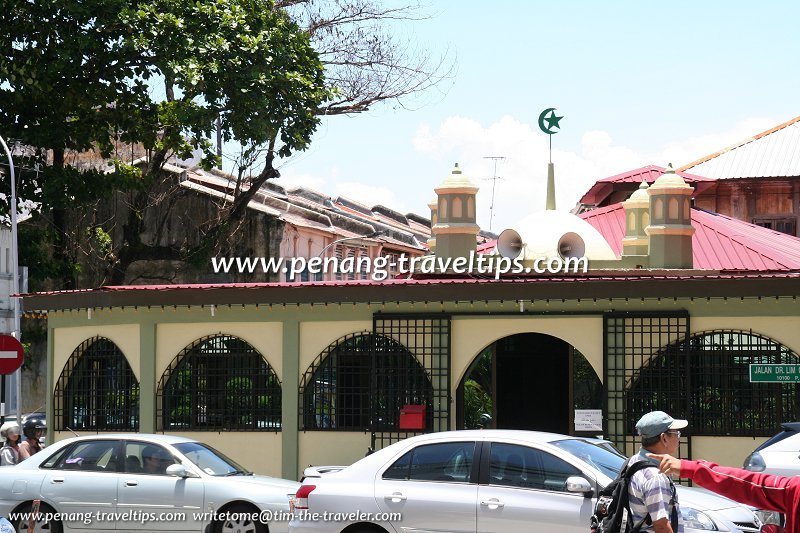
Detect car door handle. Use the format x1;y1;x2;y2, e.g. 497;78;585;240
384;492;406;502
125;480;139;487
50;478;65;484
480;499;505;509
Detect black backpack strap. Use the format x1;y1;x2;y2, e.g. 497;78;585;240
623;460;658;479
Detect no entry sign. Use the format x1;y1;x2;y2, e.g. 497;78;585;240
0;335;24;375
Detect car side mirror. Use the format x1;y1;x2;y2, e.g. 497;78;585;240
166;464;194;478
565;475;593;495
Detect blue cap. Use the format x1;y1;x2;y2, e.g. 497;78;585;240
635;411;688;438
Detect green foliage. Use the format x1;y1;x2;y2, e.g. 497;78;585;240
462;350;492;429
0;0;329;285
463;379;492;429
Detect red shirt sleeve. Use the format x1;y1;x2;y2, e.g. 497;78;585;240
681;459;795;513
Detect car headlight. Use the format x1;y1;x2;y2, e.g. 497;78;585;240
744;452;766;472
754;509;782;526
680;506;718;531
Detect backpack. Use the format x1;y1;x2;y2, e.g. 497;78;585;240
589;460;677;533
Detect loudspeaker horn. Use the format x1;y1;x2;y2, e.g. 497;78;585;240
557;232;586;259
497;229;524;259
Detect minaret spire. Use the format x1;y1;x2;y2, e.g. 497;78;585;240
538;107;563;211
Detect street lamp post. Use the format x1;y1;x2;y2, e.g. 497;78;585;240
0;134;22;425
316;230;386;259
315;230;386;281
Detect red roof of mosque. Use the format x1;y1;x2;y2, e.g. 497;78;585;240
578;165;716;206
579;204;800;270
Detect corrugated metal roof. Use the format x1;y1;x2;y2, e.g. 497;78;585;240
23;270;800;298
678;116;800;179
579;165;715;205
579;204;800;270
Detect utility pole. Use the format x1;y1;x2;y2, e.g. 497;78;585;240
0;134;21;426
482;156;505;232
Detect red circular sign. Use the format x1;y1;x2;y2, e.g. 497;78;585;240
0;335;24;375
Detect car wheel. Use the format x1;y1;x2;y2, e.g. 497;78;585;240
214;503;267;533
11;502;63;533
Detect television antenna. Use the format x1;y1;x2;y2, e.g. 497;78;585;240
482;156;505;232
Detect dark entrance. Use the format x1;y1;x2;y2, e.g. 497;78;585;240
458;332;602;435
496;333;568;433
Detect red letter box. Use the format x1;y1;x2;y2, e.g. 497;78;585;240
399;404;427;430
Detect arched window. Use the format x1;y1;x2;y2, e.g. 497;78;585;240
452;197;463;218
668;198;679;220
54;337;139;431
300;333;432;431
158;335;281;431
627;330;800;436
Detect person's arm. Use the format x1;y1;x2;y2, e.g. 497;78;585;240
648;453;793;513
18;442;30;460
652;517;673;533
0;447;15;466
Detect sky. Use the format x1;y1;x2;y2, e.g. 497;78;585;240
234;1;800;235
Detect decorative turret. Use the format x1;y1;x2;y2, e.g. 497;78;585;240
427;197;438;252
645;164;695;268
433;163;480;259
621;179;651;256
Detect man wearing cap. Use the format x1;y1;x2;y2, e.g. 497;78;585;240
626;410;687;532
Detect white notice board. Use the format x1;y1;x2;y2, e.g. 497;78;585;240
574;409;603;431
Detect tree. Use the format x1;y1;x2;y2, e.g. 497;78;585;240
0;0;450;288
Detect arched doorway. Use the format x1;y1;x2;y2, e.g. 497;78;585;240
457;333;602;435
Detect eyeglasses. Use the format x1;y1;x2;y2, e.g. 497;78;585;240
665;430;681;438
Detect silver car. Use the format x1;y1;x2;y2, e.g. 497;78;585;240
289;430;763;533
0;433;298;533
744;422;800;476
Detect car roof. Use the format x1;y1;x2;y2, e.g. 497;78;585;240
396;429;588;444
57;433;200;446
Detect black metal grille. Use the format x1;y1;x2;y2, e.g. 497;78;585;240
157;335;281;431
630;330;799;437
371;314;451;450
54;337;140;431
299;332;433;432
604;312;690;458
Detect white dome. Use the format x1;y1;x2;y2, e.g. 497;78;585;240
509;211;618;261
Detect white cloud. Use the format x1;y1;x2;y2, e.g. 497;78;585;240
654;117;776;169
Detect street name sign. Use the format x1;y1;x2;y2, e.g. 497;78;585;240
750;364;800;383
0;335;24;375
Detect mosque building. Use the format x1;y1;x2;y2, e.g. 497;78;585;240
23;152;800;479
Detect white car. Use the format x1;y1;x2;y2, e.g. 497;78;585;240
744;422;800;477
289;430;765;533
0;433;298;533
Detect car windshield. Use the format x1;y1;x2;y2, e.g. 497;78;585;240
173;442;252;476
550;438;626;480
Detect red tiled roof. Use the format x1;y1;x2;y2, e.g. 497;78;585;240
579;204;800;270
579;165;716;206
